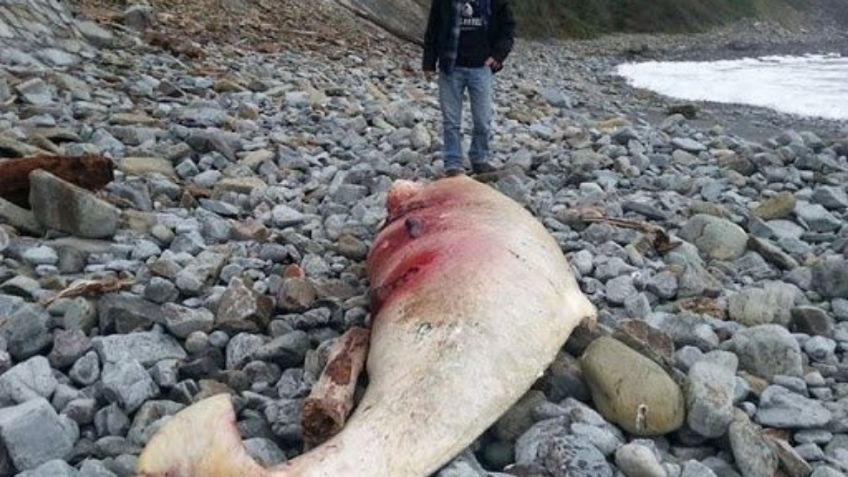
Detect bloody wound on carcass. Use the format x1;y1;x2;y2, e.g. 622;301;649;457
367;186;458;315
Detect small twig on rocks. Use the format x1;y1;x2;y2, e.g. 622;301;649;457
183;184;214;199
40;276;136;306
290;29;321;37
676;296;726;320
301;326;370;447
581;215;682;255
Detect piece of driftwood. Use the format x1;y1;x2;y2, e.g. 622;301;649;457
0;155;114;208
300;326;370;446
183;184;214;199
581;215;682;255
40;276;135;306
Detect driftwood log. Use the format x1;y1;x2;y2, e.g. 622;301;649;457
300;327;370;446
0;155;114;208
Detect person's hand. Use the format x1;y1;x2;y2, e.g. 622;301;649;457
485;57;502;72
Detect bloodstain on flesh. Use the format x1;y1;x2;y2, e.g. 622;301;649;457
367;179;500;317
369;249;438;315
367;184;465;316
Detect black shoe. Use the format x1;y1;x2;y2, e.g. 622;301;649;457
444;167;465;177
471;162;498;174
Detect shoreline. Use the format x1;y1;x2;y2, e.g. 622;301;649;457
489;17;848;145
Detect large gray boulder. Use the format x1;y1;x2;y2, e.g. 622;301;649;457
679;214;748;261
340;0;428;43
0;399;75;471
728;281;802;327
721;325;803;379
685;351;738;438
29;170;120;239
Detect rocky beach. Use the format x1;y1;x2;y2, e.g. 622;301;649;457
0;0;847;476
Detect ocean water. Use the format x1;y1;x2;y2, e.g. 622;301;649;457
615;54;848;121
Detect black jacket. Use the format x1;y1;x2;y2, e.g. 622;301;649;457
422;0;516;73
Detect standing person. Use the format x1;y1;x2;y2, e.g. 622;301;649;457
422;0;516;177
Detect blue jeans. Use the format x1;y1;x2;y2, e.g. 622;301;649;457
438;67;493;170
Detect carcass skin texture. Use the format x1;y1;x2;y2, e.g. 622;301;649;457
136;175;597;477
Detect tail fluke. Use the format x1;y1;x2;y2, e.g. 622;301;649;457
134;394;270;477
135;328;372;477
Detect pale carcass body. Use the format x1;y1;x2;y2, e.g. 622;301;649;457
136;175;596;477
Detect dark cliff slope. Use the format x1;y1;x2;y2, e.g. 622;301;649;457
393;0;845;40
338;0;429;44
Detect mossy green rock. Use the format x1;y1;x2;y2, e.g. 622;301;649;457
581;336;685;436
678;214;748;261
753;192;796;221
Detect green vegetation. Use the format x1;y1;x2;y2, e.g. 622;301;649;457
510;0;804;38
415;0;842;39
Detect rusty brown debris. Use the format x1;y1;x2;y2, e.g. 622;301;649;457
0;154;114;208
301;327;371;447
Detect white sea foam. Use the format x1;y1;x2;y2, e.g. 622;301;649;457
615;54;848;121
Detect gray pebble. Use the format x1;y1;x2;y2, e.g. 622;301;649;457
184;331;210;354
0;398;76;471
209;330;230;348
78;459;118;477
143;277;179;304
101;360;160;413
162;303;214;338
22;246;58;266
810;468;846;477
674;346;704;373
681;461;717;477
70;351;101;387
243;437;286;467
794;443;825;461
16;459;78;477
63;398;98;425
721;324;803;379
685;352;737;438
772;375;808;395
94;404;130;437
615;442;666;477
149;360;180;388
92;330;187;367
0;356;57;405
606;275;637;306
804;336;837;361
570;423;622;457
794;430;833;445
755;385;832;429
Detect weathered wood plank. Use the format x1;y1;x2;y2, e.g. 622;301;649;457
0;154;114;208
